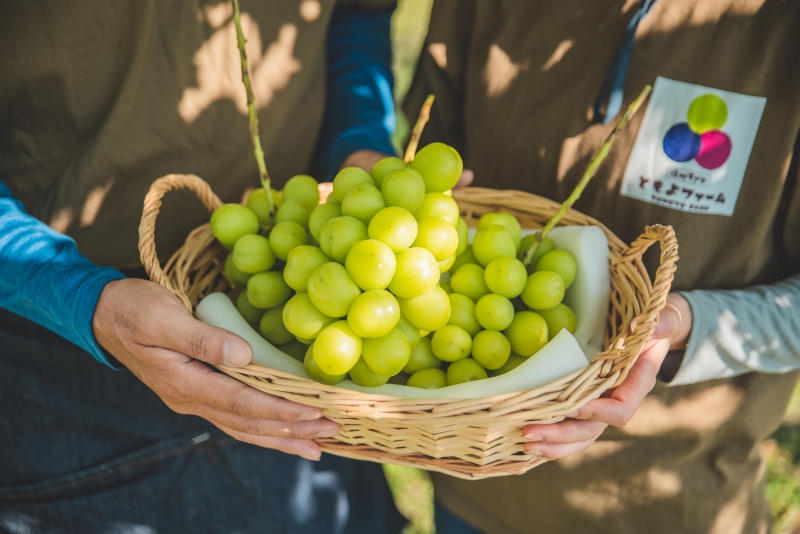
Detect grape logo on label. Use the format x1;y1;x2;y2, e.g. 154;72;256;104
662;94;732;170
621;77;766;217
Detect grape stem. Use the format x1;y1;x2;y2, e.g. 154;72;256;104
232;0;276;221
404;94;435;163
521;84;653;267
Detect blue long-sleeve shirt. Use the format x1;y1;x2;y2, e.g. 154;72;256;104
0;4;396;367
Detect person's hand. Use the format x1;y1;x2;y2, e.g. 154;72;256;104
93;278;339;460
522;293;692;459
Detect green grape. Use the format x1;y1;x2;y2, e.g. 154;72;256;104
236;291;264;327
210;203;259;248
333;167;375;202
368;206;418;253
521;270;565;310
450;245;479;273
431;325;472;362
362;328;411;376
259;305;293;345
414;193;459;226
440;281;453;294
346;290;400;338
295;336;315;344
484;257;528;298
518;234;555;270
232;234;275;274
349;357;390;387
246;188;273;226
475;293;515;330
283;245;329;292
456;217;469;256
282;293;336;339
341;183;385;225
473;225;516;266
478;212;522;251
402;336;441;374
490;353;527;376
438;254;456;273
319;216;368;263
278;338;307;362
313;321;362;375
309;203;342;242
446;358;487;386
447;293;481;336
268;221;308;261
271;188;283;208
247;271;292;309
304;343;346;385
412;217;459;261
535;249;578;289
282;174;319;210
538;303;577;338
388;247;440;299
410;142;463;193
381;168;426;214
307;262;362;317
370;156;407;187
471;330;511;370
224;253;252;287
504;311;548;357
397;286;451;332
276;199;311;230
406;368;447;389
395;313;421;350
449;263;490;302
344;239;396;291
388;372;411;385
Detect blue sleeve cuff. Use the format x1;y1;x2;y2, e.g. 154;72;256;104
0;182;127;369
314;3;397;181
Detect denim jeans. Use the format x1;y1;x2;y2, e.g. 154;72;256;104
434;502;484;534
0;308;405;534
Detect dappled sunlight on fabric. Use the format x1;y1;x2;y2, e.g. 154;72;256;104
80;179;115;228
709;482;755;534
558;440;630;468
624;382;745;435
179;7;302;123
483;44;528;98
428;43;447;69
564;480;625;515
290;459;349;534
49;207;74;234
541;39;574;72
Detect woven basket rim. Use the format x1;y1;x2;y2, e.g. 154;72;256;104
137;174;679;480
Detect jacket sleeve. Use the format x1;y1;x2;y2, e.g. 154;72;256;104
0;180;125;368
667;130;800;386
313;1;397;181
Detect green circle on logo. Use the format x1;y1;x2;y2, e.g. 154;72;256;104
687;94;728;134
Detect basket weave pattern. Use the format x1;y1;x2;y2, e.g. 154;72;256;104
139;174;678;480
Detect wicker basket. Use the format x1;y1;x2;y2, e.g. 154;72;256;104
139;174;678;480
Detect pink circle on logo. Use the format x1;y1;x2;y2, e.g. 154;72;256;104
695;130;732;170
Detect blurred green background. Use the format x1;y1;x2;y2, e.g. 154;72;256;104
384;2;800;533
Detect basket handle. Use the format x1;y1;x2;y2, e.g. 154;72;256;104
138;174;223;299
609;224;679;381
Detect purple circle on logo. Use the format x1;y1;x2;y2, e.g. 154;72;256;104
663;123;701;162
695;130;732;170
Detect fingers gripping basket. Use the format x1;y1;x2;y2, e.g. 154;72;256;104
139;174;678;480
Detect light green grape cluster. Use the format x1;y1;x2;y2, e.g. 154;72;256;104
210;143;578;391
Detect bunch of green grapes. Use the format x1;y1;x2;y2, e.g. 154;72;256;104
210;143;579;391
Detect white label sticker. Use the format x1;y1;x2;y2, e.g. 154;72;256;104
620;77;766;216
